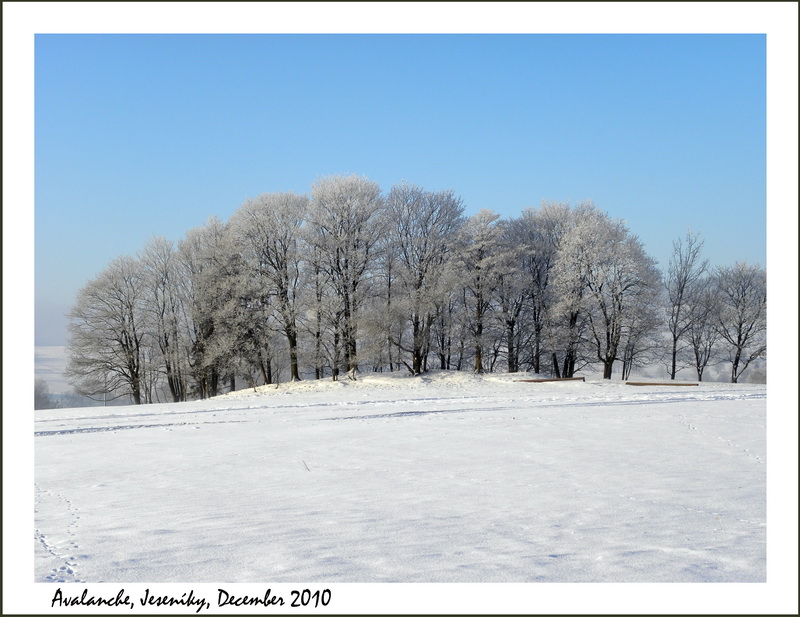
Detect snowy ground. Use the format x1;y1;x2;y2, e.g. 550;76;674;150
33;370;766;585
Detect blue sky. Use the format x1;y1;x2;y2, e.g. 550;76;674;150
33;32;766;346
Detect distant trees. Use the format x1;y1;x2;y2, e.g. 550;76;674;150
65;176;766;404
34;379;61;410
660;237;766;383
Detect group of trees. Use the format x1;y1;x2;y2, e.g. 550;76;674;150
34;379;61;410
65;174;767;404
664;232;767;383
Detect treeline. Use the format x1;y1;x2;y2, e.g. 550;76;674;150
65;174;767;404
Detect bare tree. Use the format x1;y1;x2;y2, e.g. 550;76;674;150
66;256;147;404
686;277;720;381
619;285;664;380
664;230;709;379
713;262;766;383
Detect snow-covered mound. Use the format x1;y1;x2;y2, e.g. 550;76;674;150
34;372;765;583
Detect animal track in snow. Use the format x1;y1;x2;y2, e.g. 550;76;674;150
35;484;86;583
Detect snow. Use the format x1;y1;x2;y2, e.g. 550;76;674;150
33;370;767;590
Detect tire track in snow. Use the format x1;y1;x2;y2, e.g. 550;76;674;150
35;390;765;432
34;405;268;425
323;391;765;422
35;419;248;437
536;391;765;409
324;405;514;421
34;395;491;425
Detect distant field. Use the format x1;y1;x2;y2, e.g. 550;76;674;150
34;346;71;394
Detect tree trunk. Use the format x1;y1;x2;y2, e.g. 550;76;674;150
258;351;272;386
474;342;483;373
731;346;741;383
507;320;517;373
314;322;322;380
131;380;142;405
670;334;678;380
412;314;423;375
562;351;575;379
287;328;301;381
332;323;341;381
474;310;484;374
552;352;561;378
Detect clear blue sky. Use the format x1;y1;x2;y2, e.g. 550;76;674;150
34;32;766;345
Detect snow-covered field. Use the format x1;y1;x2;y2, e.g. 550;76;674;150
33;371;767;587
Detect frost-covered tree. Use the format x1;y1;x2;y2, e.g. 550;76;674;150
385;182;465;374
664;230;709;379
552;205;660;379
456;210;507;373
177;217;241;397
139;236;189;402
494;221;528;372
301;243;329;379
512;202;571;374
584;223;661;379
307;174;384;378
430;280;465;370
372;230;401;372
713;262;766;383
549;202;604;378
66;255;148;404
229;192;308;381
